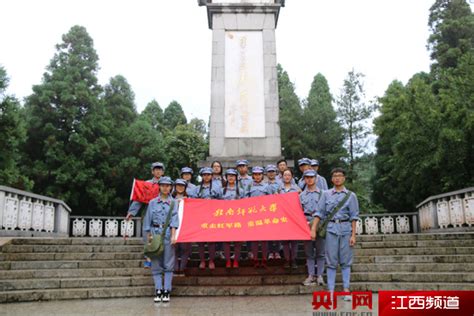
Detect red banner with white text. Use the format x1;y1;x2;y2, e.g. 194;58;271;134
176;192;311;242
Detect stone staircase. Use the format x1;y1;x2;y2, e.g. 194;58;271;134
0;232;473;303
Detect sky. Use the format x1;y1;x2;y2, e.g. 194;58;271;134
2;0;471;123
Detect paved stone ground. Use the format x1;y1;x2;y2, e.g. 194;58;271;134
0;294;378;315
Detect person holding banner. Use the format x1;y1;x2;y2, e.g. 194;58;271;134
279;168;301;269
246;166;272;268
143;176;179;303
221;168;244;268
195;167;222;270
300;169;326;287
236;159;253;260
180;167;196;197
126;162;164;269
265;164;281;261
172;179;191;276
311;168;360;301
211;161;226;260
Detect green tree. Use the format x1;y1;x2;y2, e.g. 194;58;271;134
103;75;137;126
140;99;164;131
303;73;347;178
189;117;207;137
163;100;187;129
109;118;167;214
336;70;375;179
373;75;441;212
24;25;114;214
428;0;474;190
0;67;32;189
164;124;207;179
277;64;304;164
428;0;474;73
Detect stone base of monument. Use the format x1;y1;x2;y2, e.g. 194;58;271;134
199;156;293;169
1;233;474;302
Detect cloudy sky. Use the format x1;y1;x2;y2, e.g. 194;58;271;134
2;0;470;122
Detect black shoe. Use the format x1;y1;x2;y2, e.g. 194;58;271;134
154;289;162;303
162;290;170;303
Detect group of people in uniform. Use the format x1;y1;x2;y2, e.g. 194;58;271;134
126;158;360;303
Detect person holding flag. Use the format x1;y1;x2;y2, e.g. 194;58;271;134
300;169;326;286
125;162;164;269
143;176;179;303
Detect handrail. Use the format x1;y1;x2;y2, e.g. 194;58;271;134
416;187;474;209
0;185;71;213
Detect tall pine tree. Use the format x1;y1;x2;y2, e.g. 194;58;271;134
24;25;114;214
303;73;347;178
277;64;304;165
336;70;374;180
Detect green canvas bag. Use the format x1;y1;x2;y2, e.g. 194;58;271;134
316;191;352;239
144;200;174;258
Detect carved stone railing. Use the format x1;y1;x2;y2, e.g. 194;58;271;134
355;212;419;235
69;212;417;238
70;216;142;238
417;187;474;231
0;185;71;237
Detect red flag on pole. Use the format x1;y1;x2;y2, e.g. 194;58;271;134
176;192;311;242
130;179;160;204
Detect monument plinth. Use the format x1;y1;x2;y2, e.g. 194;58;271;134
199;0;286;168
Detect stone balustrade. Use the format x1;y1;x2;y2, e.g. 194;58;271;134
0;185;71;237
355;212;419;235
69;212;418;238
70;216;142;238
417;187;474;231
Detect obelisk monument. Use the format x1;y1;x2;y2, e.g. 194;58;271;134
198;0;285;168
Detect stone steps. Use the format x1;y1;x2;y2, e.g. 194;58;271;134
0;232;472;303
1;272;473;292
1;261;473;281
2;282;474;303
2;247;473;262
3;253;473;271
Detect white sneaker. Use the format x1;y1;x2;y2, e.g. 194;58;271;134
268;253;274;260
302;275;316;286
275;252;281;259
316;275;325;286
247;252;254;260
162;290;170;303
153;289;162;303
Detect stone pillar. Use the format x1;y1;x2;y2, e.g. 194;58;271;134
199;0;285;168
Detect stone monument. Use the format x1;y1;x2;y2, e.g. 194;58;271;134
198;0;286;168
